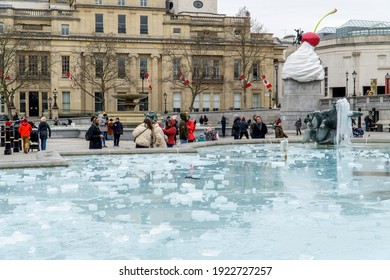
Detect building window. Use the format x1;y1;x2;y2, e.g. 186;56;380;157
204;59;211;79
95;57;103;78
213;60;220;79
20;92;26;113
62;91;71;113
202;93;210;111
252;93;260;108
324;67;328;97
234;60;241;79
118;15;126;34
140;16;148;34
173;92;181;112
95;14;104;33
18;55;26;75
193;58;200;79
173;58;180;78
28;55;38;76
252;61;259;80
61;24;69;36
212;93;220;111
95;0;103;4
140;0;147;6
41;56;49;77
62;56;70;77
173;28;181;34
193;95;200;112
118;57;126;79
41;92;48;113
139;57;148;78
234;93;241;110
95;92;103;112
118;0;125;5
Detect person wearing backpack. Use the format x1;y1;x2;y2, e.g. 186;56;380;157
86;116;103;149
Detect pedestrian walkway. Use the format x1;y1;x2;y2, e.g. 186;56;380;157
0;130;389;169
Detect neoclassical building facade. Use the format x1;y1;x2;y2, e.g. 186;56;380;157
0;0;284;117
316;20;390;98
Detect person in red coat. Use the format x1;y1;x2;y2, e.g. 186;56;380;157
163;118;177;148
186;116;196;143
18;118;32;154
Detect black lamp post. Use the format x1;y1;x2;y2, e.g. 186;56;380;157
163;92;167;114
48;96;52;119
52;88;58;109
268;89;272;109
274;63;279;105
345;71;349;96
352;71;357;97
140;69;145;94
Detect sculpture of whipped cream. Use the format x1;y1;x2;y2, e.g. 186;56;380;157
282;37;324;83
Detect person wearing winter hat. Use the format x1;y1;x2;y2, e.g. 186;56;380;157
18;118;33;154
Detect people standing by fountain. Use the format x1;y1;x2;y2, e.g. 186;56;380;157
186;115;196;143
18;118;32;154
295;117;302;135
152;120;167;148
179;112;189;144
220;113;227;137
163;118;176;148
250;115;268;139
107;118;114;140
364;115;373;132
87;116;103;149
133;118;154;148
99;113;108;147
239;116;249;139
274;119;288;138
231;114;241;140
37;116;51;151
112;118;123;147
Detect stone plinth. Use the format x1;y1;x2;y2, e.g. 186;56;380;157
281;79;322;130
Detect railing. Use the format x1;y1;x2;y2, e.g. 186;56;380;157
320;94;390;109
0;8;74;18
14;9;52;17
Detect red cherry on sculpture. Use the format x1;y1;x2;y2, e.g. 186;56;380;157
302;32;320;47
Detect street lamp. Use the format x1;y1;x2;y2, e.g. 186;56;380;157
48;96;52;119
140;69;145;94
352;71;357;97
274;63;279;105
345;71;349;96
52;88;58;109
268;89;272;109
163;92;168;114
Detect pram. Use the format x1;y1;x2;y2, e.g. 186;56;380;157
352;127;364;138
29;129;40;152
204;128;219;141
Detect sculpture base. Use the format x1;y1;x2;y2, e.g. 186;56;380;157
281;79;322;130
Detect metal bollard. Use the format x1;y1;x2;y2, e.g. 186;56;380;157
13;125;20;153
4;126;12;155
0;125;5;147
10;125;14;149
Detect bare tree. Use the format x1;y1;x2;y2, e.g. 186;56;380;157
229;6;274;109
0;25;49;118
72;34;134;112
163;34;224;112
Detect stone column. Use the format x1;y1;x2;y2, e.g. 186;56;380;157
150;53;160;111
129;54;139;95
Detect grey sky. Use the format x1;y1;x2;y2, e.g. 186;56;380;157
218;0;390;38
